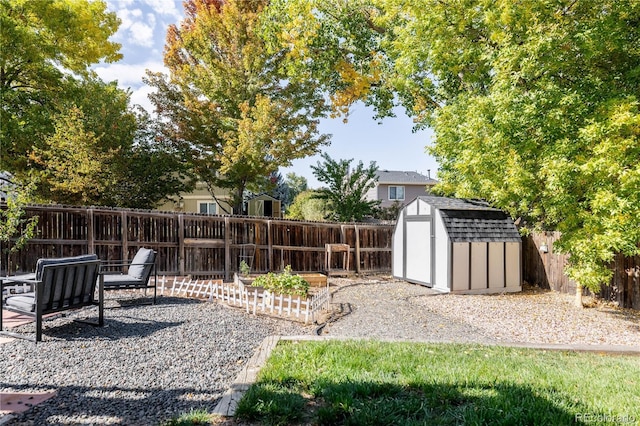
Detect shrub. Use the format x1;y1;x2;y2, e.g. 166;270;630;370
251;265;310;297
239;260;251;276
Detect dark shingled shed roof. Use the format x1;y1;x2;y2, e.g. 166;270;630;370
416;196;521;242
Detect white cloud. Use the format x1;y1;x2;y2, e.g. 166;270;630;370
96;1;183;114
94;61;165;88
142;0;183;21
130;84;157;112
128;17;155;47
94;62;166;113
113;7;142;30
105;4;158;47
106;0;135;7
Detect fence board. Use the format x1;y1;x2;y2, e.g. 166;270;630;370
523;232;640;309
1;204;394;279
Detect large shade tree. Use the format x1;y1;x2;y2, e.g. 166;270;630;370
146;0;329;214
0;0;121;174
1;0;190;209
30;84;192;208
268;0;640;301
102;109;195;209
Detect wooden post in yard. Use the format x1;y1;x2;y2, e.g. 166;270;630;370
178;214;185;276
121;210;128;259
267;220;273;272
354;224;361;274
87;209;95;254
224;217;231;281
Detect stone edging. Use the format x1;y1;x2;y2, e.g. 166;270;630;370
212;335;282;417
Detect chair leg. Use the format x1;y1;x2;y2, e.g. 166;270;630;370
35;282;43;343
152;268;157;304
77;275;104;327
35;313;42;343
98;275;104;326
0;279;3;331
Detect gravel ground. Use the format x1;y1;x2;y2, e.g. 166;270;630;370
322;277;497;344
2;276;638;425
0;297;310;426
322;276;640;347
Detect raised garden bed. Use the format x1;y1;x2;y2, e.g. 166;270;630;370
234;271;328;296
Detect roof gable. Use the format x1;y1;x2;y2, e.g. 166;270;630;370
247;193;279;202
413;196;521;242
376;170;437;185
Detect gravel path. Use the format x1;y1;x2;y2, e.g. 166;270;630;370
322;278;497;344
322;277;640;348
2;277;638;425
0;297;309;425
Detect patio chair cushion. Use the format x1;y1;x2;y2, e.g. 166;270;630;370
35;254;98;280
102;274;146;286
4;293;36;312
127;248;155;280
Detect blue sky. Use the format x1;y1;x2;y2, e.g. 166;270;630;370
95;0;440;188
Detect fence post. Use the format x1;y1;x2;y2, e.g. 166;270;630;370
267;219;273;272
224;216;230;281
354;224;361;274
178;213;185;276
121;210;128;258
87;208;95;254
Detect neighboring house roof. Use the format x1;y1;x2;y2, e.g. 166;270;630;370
376;170;438;185
246;193;279;201
417;195;521;243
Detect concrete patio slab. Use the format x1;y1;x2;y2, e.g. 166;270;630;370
0;312;58;423
0;392;57;416
1;310;35;329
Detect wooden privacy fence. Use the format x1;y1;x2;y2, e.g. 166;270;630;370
523;231;640;309
1;204;394;280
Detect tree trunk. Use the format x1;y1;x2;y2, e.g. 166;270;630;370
575;283;584;308
234;186;245;215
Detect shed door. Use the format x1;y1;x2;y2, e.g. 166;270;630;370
404;218;432;286
263;200;273;216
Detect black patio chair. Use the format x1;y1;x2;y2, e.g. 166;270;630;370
101;248;157;304
0;259;104;343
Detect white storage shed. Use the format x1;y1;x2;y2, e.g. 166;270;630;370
393;196;522;294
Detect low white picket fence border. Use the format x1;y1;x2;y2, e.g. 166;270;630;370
156;276;330;324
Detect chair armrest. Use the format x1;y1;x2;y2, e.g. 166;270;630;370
102;261;155;269
2;278;39;285
100;261;133;267
100;260;133;275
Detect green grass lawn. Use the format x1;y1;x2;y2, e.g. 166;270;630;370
235;341;639;425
